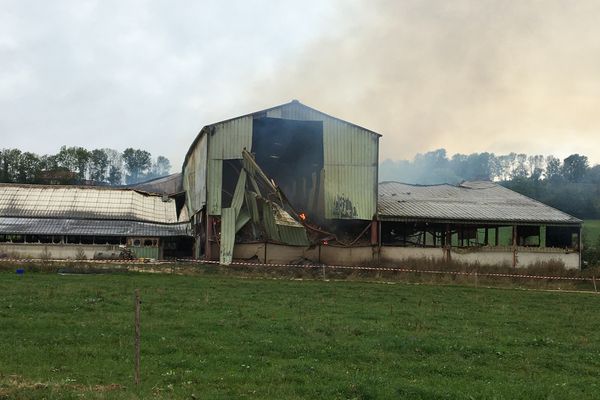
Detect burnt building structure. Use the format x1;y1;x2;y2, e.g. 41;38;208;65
183;100;380;265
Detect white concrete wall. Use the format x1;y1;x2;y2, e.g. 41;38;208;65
451;249;513;266
380;247;444;264
233;243;374;265
319;245;374;265
233;243;320;264
0;243;119;259
231;243;581;269
517;251;580;270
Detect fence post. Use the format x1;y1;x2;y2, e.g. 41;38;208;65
593;276;598;293
134;289;141;386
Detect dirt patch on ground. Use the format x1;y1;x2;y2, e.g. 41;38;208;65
0;374;124;398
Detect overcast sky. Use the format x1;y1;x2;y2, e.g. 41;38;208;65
2;0;600;169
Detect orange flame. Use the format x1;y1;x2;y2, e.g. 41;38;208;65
299;212;306;221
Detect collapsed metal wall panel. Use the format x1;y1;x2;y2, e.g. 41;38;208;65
220;207;236;264
182;132;208;217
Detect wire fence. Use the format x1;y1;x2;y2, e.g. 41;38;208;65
1;256;598;289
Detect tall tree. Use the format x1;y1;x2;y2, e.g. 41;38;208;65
150;155;172;178
545;156;562;181
101;149;123;185
562;154;589;183
0;149;22;182
89;149;109;182
122;148;152;184
17;152;41;183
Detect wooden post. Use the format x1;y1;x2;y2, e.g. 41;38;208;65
579;226;583;270
512;225;517;268
205;215;212;261
495;227;499;246
444;224;451;262
370;220;378;246
134;289;141;386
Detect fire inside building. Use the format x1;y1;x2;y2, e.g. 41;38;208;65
0;100;583;268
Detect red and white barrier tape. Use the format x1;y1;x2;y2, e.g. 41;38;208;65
197;259;593;282
0;257;595;282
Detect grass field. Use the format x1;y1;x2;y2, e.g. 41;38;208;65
583;219;600;246
1;271;599;399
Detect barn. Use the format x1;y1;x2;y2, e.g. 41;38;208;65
182;100;380;265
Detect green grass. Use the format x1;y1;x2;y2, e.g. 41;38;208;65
1;272;600;399
583;219;600;246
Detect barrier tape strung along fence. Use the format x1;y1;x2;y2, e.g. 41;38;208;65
0;257;593;283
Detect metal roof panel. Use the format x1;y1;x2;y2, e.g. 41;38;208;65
378;181;581;225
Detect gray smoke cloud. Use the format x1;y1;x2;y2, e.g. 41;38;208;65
237;0;600;163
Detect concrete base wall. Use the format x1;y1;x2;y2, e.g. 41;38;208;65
517;251;579;270
380;247;444;264
0;243;120;260
231;243;581;269
451;250;514;266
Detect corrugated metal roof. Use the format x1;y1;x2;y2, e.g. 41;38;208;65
0;184;178;223
0;217;190;236
130;173;183;195
378;181;581;225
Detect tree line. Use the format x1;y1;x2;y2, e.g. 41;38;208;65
380;150;600;219
0;146;172;186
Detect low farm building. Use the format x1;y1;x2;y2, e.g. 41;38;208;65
0;184;192;260
378;181;582;269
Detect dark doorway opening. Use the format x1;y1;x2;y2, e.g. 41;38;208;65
251;117;324;216
162;236;194;259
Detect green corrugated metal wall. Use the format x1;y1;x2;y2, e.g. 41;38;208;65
183;133;208;216
206;117;253;216
267;102;378;220
131;247;160;259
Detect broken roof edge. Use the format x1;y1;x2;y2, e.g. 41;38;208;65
377;215;582;226
0;216;192;237
0;182;171;199
0;214;191;227
182;99;382;170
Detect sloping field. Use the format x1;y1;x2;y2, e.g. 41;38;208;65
0;272;599;399
583;219;600;246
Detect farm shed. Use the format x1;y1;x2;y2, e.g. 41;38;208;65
377;181;583;269
0;184;192;260
182;100;381;264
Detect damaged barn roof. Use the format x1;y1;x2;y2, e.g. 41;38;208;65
128;173;183;195
378;181;582;225
0;217;190;237
0;184;179;224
